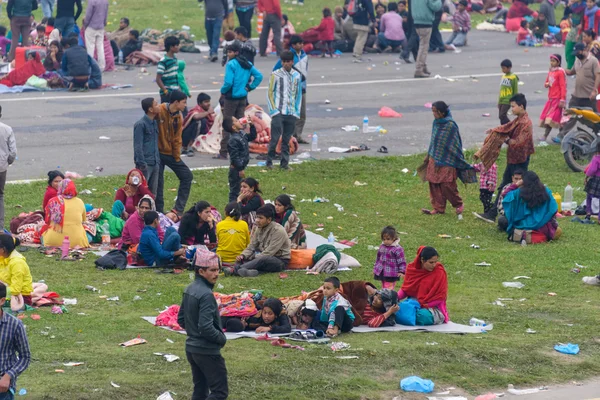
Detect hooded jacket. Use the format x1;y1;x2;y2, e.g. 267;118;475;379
0;251;33;296
411;0;442;27
221;56;263;100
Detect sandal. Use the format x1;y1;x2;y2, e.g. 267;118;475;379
255;333;271;341
377;146;388;154
421;208;444;215
270;338;287;347
359;144;370;151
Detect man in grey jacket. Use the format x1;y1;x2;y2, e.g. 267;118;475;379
0;106;17;231
133;98;160;195
177;256;228;400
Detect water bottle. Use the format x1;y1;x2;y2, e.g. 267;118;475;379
118;50;124;64
362;115;369;133
101;222;110;250
328;232;335;243
469;318;487;327
563;183;573;211
311;132;319;152
61;236;70;259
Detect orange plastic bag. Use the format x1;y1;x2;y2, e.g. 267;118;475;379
287;249;316;269
378;106;402;118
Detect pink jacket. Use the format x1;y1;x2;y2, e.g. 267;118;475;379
119;212;164;249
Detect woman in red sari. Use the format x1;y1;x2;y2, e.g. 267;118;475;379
398;246;449;325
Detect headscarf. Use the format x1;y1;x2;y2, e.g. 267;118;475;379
401;246;448;308
369;289;398;312
138;195;156;211
122;168;148;197
45;179;78;230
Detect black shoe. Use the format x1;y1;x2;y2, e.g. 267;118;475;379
297;138;309;144
473;212;495;224
210;55;218;62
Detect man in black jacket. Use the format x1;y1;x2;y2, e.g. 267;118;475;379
177;256;228;400
226;116;257;202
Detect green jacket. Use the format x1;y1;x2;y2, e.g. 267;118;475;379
411;0;442;26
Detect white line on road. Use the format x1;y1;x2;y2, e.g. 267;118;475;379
0;70;549;103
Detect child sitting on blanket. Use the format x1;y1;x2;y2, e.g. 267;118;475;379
222;298;291;333
362;289;399;327
373;226;406;291
294;299;319;329
314;277;355;337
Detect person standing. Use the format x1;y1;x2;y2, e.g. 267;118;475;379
411;0;442;78
156;90;193;217
134;98;161;196
40;0;54;18
0;106;16;232
55;0;82;37
83;0;109;72
156;36;181;103
258;0;282;56
0;283;31;399
200;0;227;62
351;0;375;61
177;255;228;400
6;0;37;62
266;51;302;170
235;0;256;38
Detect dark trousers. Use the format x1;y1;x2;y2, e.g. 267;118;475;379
401;25;419;60
183;118;208;148
267;114;297;168
429;13;445;52
228;167;242;202
498;104;511;125
488;157;530;218
156;154;193;214
160;92;171;103
110;40;119;57
238;256;288;273
479;189;494;214
0;170;5;231
186;352;229;400
294;94;306;140
558;96;597;139
259;13;282;56
312;306;354;332
8;16;30;61
221;98;247;155
54;16;75;37
236;7;254;38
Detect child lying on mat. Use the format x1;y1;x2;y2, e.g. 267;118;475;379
362;289;399;327
222;298;291;333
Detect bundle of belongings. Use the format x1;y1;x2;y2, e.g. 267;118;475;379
139;28;199;53
307;244;341;274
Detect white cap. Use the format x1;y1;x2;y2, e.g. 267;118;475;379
304;299;318;311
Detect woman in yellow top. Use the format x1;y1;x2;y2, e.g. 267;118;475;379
216;202;250;265
42;179;90;248
0;235;48;312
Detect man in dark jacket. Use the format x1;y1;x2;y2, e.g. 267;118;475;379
226;116;257;202
351;0;375;60
133;98;160;195
61;36;92;90
177;256;228;400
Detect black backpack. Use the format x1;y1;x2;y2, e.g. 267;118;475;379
95;250;128;270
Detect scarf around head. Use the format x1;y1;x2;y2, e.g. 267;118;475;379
123;168;148;197
45;179;78;231
369;289;398;312
138;195;156;211
400;246;448;308
428;111;472;171
586;5;599;30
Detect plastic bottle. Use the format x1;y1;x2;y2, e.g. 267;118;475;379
311;132;319;152
328;232;335;243
118;50;124;64
101;222;110;250
469;318;487;327
362;115;369;133
563;182;573;211
61;236;70;259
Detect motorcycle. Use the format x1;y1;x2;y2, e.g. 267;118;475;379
561;107;600;172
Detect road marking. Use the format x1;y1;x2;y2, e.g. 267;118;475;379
0;70;549;103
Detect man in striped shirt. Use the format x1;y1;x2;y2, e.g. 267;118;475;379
0;283;31;399
266;50;303;171
156;36;181;103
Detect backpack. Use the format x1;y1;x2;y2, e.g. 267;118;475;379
347;0;362;16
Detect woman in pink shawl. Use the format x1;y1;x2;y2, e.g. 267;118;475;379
119;196;164;250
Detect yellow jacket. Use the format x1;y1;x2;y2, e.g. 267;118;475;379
0;251;33;296
216;217;250;263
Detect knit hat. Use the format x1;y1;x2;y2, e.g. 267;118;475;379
370;289;398;312
301;299;318;317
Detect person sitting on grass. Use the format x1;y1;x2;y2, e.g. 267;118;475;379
398;246;449;325
216;202;250;266
138;210;186;267
0;235;48;312
42;179;90;248
445;0;470;51
120;29;142;60
178;201;217;246
113;168;155;221
61;35;91;92
313;276;355;337
274;194;306;249
362;289;399;327
0;282;31;397
233;205;291;277
222;298;292;333
42;170;65;210
119;196;164;251
237;177;265;230
182;93;216;157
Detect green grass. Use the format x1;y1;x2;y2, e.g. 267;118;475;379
5;147;600;399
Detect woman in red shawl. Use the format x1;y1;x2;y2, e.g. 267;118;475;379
42;179;90;248
398;246;449;325
113;168;154;220
0;52;45;87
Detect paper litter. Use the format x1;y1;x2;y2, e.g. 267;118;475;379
507;384;547;395
157;392;174;400
111;381;120;388
63;298;78;305
475;262;491;266
470;244;481;249
154;353;180;362
63;362;84;366
513;276;531;280
526;328;536;334
120;337;147;347
502;282;525;289
354;181;368;186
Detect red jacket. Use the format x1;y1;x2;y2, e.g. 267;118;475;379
545;68;567;101
315;16;335;41
257;0;281;18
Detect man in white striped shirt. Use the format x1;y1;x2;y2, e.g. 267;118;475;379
266;50;303;171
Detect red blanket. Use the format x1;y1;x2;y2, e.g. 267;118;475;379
0;53;45;87
401;246;448;308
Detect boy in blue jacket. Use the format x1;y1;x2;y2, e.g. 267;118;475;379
138;211;185;266
225;116;257;202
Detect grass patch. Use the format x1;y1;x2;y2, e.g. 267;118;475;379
6;146;600;399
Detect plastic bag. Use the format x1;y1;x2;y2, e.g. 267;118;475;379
554;343;579;355
378;106;402;118
25;75;48;89
400;376;434;393
395;297;421;326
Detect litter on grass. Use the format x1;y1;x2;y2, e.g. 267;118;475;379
502;282;525;289
330;342;351;352
63;362;84;366
154;353;180;362
157;392;174;400
475;262;491;266
513;276;531;280
401;376;434;393
120;337;147;347
507;384;548;395
354;181;368;186
526;328;537;334
470;244;480;249
427;397;466;400
554;343;579;355
63;298;77;305
111;381;120;388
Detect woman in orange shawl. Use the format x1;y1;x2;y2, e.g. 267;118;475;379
398;246;449;325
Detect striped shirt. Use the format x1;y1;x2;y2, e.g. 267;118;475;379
267;67;303;118
452;10;471;32
0;311;31;393
157;56;180;93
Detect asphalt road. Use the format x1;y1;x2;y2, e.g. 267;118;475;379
1;30;561;181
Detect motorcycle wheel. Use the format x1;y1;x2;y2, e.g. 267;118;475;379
563;130;594;172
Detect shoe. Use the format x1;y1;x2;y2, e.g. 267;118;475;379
383;47;393;53
281;166;293;171
210;55;218;62
473;212;495;223
297;138;309;144
238;268;259;277
401;56;412;64
582;276;600;286
456;205;464;215
186;149;195;157
212;154;228;160
423;68;431;76
414;72;429;78
552;137;562;144
223;267;234;276
421;208;444;215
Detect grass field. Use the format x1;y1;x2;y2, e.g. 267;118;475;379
4;146;600;400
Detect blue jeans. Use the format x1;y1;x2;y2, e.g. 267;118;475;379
157;227;182;265
41;0;54;18
445;31;467;47
0;390;15;400
377;32;404;49
205;17;223;56
55;16;75;37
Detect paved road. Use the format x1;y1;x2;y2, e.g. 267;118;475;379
2;30;559;181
